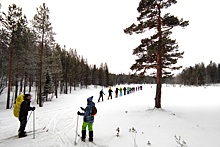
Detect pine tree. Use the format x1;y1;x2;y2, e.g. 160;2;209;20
79;56;86;89
84;59;92;88
218;64;220;83
72;49;80;90
32;3;55;107
51;44;62;98
98;63;106;87
0;30;8;95
194;63;206;86
104;63;110;87
68;48;78;91
124;0;188;108
206;61;218;84
0;10;8;96
91;65;98;87
3;4;27;109
60;49;69;94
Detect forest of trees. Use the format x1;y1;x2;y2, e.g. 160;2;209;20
0;2;219;109
0;3;148;109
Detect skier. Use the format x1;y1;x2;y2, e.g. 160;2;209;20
127;87;130;94
18;94;35;138
119;87;123;96
123;87;126;96
77;96;95;142
107;87;113;100
98;89;105;102
115;87;119;98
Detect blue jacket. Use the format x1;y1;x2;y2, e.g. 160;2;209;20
80;101;95;123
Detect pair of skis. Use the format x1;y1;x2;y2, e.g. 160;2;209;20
75;136;100;147
1;127;46;142
74;113;108;147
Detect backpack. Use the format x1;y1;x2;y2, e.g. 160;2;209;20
91;106;97;116
13;94;24;118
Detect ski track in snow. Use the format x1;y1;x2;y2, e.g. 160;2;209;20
41;107;78;146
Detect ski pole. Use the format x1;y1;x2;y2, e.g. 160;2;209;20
74;114;79;146
33;110;35;139
27;111;33;122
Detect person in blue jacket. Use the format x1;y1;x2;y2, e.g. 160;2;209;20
77;96;95;142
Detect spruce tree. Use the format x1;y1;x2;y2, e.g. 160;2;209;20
124;0;188;108
43;70;54;101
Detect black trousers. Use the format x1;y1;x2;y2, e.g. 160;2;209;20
98;95;103;101
19;117;27;133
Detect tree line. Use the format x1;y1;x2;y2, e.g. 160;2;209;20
0;3;148;109
170;61;220;86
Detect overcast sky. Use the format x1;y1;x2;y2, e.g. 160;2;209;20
1;0;220;74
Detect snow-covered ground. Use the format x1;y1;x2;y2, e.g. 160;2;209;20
0;84;220;147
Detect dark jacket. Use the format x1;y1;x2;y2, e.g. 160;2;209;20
115;88;119;94
99;90;105;96
19;99;33;120
108;89;113;96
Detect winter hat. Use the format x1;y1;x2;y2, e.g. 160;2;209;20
87;96;93;102
24;94;31;100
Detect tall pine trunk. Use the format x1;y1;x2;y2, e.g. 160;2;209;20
54;74;58;98
39;29;44;107
6;49;13;109
28;77;32;93
155;54;162;108
155;4;162;108
14;80;19;104
23;72;27;94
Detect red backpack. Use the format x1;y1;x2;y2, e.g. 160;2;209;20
91;106;97;116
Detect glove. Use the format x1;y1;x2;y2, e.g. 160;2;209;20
80;107;84;110
77;111;81;115
32;107;35;111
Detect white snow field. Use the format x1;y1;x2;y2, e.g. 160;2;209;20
0;84;220;147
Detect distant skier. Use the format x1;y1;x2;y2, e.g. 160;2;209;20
108;87;113;100
98;89;105;102
115;87;119;98
119;87;123;96
77;96;95;142
127;87;130;94
123;87;126;96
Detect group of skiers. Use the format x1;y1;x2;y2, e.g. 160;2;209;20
14;85;142;142
98;85;143;102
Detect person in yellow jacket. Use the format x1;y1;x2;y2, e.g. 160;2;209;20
18;94;35;138
107;87;113;100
